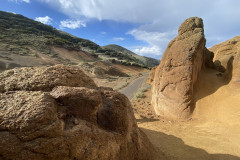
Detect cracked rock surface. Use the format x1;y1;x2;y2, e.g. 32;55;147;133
152;17;214;119
0;65;155;160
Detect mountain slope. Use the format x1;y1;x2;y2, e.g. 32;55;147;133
103;44;160;68
0;11;100;55
0;10;152;71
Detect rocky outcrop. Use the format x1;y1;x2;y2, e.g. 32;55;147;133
148;66;157;84
80;62;129;78
152;17;214;119
0;65;97;92
105;66;129;77
209;36;240;85
0;65;155;160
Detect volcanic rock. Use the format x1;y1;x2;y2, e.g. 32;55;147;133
0;65;155;160
152;17;213;119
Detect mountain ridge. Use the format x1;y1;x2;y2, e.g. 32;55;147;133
103;44;160;68
0;10;159;71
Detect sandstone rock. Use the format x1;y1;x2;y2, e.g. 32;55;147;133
0;65;155;160
98;89;133;134
152;17;212;119
209;36;240;85
50;86;102;123
148;66;157;84
0;64;97;92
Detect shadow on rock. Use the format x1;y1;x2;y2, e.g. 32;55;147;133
191;56;234;113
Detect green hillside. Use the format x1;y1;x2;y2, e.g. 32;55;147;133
0;11;100;56
0;10;156;68
103;44;160;68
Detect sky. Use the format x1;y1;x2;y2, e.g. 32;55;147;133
1;0;240;60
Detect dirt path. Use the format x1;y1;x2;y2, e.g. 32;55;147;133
135;69;240;160
120;74;148;100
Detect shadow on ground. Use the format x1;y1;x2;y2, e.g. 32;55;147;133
140;127;240;160
136;118;159;124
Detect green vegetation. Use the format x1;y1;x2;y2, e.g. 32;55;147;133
133;83;151;100
0;11;99;56
0;10;152;68
103;44;160;68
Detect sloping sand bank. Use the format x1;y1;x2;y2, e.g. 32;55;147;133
137;68;240;160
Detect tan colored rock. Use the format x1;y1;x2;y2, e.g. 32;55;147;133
209;36;240;85
148;66;157;84
50;86;102;123
0;65;155;160
98;89;133;134
0;64;97;92
152;17;212;119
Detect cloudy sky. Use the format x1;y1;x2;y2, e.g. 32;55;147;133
1;0;240;59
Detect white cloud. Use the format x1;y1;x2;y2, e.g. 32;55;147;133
39;0;240;58
35;16;52;25
9;0;30;3
133;46;162;56
59;19;86;29
128;29;176;56
38;0;240;25
22;0;30;2
113;37;125;41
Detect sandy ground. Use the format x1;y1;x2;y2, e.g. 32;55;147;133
133;69;240;160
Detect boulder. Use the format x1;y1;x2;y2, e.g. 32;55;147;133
0;64;97;92
152;17;213;119
0;65;155;160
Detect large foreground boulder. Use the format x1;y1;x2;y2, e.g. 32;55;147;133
0;65;155;160
152;17;214;119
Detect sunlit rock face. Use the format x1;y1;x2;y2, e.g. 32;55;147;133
152;17;214;119
0;65;155;160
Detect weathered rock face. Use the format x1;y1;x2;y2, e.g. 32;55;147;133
147;66;157;84
0;65;155;160
152;17;213;119
209;36;240;85
0;64;97;92
79;62;129;78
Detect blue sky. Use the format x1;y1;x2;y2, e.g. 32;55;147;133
1;0;240;60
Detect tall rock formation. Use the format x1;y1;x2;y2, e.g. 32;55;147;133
152;17;213;119
0;65;155;160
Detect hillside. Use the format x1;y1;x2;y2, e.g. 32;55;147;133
0;10;155;71
103;44;160;68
